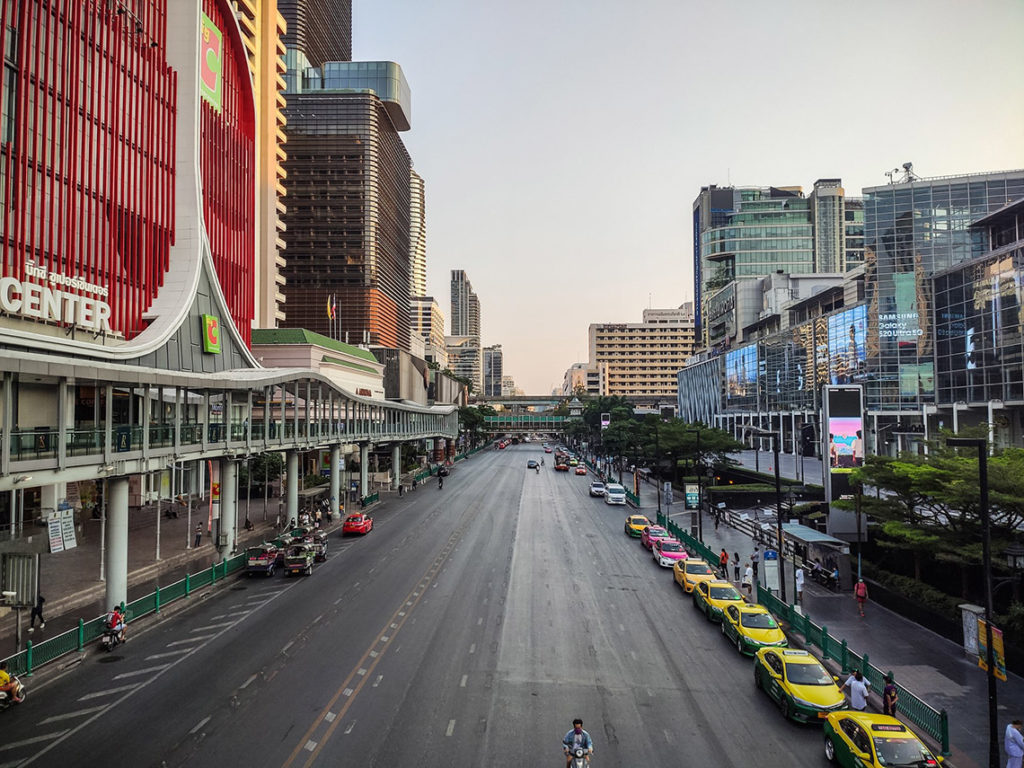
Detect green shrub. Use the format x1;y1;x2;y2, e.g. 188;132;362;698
866;565;963;620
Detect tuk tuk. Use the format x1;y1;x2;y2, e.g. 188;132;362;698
246;543;279;576
284;543;315;576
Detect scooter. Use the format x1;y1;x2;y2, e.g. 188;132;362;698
567;747;591;768
0;675;26;709
100;628;123;652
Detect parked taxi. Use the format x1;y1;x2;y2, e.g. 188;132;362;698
753;648;846;723
693;579;745;623
823;711;942;767
720;602;788;655
652;538;687;568
624;515;651;538
673;558;717;593
640;525;670;550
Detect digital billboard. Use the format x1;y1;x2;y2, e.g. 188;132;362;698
824;385;863;538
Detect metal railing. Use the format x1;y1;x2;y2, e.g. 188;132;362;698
1;555;245;677
757;585;949;755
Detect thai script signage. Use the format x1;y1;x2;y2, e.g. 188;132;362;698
0;264;113;333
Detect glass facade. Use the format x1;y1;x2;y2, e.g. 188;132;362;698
863;172;1024;410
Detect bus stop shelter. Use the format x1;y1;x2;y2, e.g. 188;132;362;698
782;522;853;590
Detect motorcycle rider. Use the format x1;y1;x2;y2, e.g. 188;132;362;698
0;660;19;701
562;718;594;765
105;606;126;644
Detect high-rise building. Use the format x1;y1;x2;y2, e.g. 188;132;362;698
233;0;289;330
589;306;696;398
450;270;481;337
279;0;352;67
809;179;845;273
281;61;414;350
561;363;604;396
410;296;447;368
446;335;483;393
409;169;427;298
483;345;503;396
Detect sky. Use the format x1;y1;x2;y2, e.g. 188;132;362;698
352;0;1024;394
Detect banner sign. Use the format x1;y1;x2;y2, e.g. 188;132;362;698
199;13;223;113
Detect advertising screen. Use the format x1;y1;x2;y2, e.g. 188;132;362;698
824;385;864;538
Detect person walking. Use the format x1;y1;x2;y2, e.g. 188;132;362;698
854;578;869;617
719;549;730;579
842;670;871;711
882;674;899;717
795;566;805;605
732;552;741;582
713;509;720;531
1005;719;1024;768
751;546;760;580
194;523;203;548
28;593;45;632
742;563;753;597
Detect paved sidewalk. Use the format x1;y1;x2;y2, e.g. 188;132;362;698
619;460;1022;768
0;494;315;654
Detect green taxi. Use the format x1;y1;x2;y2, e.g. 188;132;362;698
692;579;744;623
624;514;651;538
753;648;845;722
824;711;942;766
721;603;788;655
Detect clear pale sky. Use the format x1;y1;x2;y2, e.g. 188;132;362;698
353;0;1024;394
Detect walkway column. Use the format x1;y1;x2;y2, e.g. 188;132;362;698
392;444;401;489
360;443;369;499
286;450;299;526
330;444;341;518
104;476;129;610
219;459;238;557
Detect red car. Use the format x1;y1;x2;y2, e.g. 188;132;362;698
574;466;586;475
343;513;373;535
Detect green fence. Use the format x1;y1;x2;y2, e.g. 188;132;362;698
1;553;246;678
757;585;949;755
361;492;379;506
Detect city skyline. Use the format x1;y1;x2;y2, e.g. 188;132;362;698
353;0;1024;393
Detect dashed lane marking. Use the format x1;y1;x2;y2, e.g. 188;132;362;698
445;720;456;737
189;716;211;735
0;733;69;753
38;705;107;725
167;635;212;646
239;674;258;690
145;649;192;660
304;741;317;752
190;621;236;633
114;664;171;680
78;684;138;701
460;675;467;688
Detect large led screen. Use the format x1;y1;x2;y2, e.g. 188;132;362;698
828;305;868;385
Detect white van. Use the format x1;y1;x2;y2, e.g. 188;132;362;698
604;483;627;505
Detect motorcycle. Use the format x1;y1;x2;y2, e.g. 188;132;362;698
100;628;123;652
567;747;591;768
0;675;26;709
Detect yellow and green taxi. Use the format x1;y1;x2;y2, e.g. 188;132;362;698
673;558;717;593
721;603;788;655
624;514;651;538
692;579;744;622
754;648;845;722
823;711;942;767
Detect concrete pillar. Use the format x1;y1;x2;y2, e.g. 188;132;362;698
286;451;299;526
219;459;238;557
360;443;369;499
330;444;341;518
104;476;129;610
392;444;401;489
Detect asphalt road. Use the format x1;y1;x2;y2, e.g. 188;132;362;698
1;445;827;767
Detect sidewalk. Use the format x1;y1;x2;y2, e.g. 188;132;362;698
0;494;305;654
622;462;1020;768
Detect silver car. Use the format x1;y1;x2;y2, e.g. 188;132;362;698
589;481;606;497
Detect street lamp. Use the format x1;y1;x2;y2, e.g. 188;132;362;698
687;428;704;543
745;426;786;602
946;436;997;768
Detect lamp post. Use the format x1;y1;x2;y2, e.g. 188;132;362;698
687;428;704;543
745;426;786;602
946;436;996;768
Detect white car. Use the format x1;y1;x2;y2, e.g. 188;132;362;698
604;483;627;505
589;481;606;497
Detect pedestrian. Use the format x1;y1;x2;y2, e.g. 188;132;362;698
742;563;753;596
28;593;45;632
855;578;869;617
194;523;202;548
842;670;871;711
751;546;760;580
719;548;729;579
398;483;404;497
713;509;720;531
1006;719;1024;768
733;552;741;581
795;566;805;605
883;674;899;717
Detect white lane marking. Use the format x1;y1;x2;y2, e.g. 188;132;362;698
664;729;673;744
38;705;107;725
369;650;379;658
380;635;390;642
459;675;467;688
343;688;354;697
167;636;211;647
78;684;138;700
398;611;405;617
281;641;294;654
304;740;317;752
239;674;258;690
344;720;355;735
313;614;323;624
630;651;637;660
145;649;192;660
189;716;211;735
373;674;383;688
357;668;367;677
483;597;488;604
191;621;235;632
469;643;476;654
477;617;483;626
0;732;68;753
619;624;625;632
324;712;336;723
211;610;251;620
445;720;456;737
334;597;343;605
114;664;170;680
